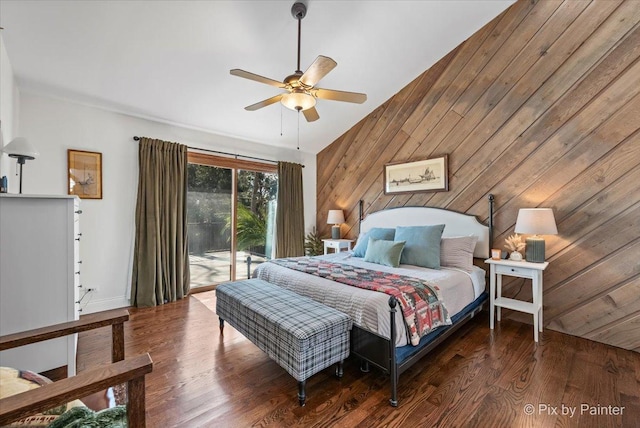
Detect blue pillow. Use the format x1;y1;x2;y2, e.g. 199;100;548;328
352;227;396;257
395;224;445;269
363;238;406;268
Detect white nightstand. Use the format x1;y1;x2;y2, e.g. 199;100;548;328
322;239;354;255
485;258;549;342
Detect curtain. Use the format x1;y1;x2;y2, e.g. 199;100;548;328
275;161;305;258
131;138;190;307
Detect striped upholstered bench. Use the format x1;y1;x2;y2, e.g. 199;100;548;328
216;279;351;406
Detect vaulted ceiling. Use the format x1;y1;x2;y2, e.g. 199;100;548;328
0;1;513;153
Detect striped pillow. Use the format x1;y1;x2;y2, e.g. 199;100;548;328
440;235;478;272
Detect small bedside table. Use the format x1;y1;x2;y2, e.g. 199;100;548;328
322;239;354;255
485;258;549;342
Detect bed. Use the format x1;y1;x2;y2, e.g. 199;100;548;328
254;196;494;406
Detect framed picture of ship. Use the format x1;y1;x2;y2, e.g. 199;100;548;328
384;155;448;195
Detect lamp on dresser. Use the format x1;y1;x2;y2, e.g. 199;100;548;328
514;208;558;263
1;137;39;194
327;209;345;239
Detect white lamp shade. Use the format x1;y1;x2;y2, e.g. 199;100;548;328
514;208;558;235
2;137;39;160
281;91;316;111
327;209;345;225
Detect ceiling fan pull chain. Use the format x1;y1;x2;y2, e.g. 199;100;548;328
280;103;283;137
297;110;300;151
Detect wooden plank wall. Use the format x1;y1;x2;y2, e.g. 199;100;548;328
316;0;640;351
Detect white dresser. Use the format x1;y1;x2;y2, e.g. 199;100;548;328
0;194;81;375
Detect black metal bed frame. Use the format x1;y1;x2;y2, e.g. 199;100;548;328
352;194;495;406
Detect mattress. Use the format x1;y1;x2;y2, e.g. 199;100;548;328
254;252;485;347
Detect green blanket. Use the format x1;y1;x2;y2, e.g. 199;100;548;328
47;406;127;428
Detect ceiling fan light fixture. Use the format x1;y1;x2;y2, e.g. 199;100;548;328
281;91;316;111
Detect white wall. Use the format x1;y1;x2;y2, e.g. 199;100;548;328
0;34;20;188
17;92;316;313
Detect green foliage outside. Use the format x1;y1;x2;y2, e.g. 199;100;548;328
224;204;266;249
235;170;277;252
187;165;232;225
188;163;232;193
187;164;277;255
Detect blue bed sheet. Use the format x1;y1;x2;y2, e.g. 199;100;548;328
396;292;488;364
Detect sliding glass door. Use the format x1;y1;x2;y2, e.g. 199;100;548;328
187;164;233;288
235;169;277;280
186;153;277;289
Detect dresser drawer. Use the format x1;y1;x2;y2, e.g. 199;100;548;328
495;264;534;278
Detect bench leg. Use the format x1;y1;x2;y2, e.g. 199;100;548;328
335;361;344;378
219;317;224;336
298;380;306;406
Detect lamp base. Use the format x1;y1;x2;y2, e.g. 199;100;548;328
525;237;545;263
331;225;341;239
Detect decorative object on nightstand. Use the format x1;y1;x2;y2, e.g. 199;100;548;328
327;209;345;239
485;258;549;342
322;239;354;255
514;208;558;263
1;137;39;194
504;233;525;261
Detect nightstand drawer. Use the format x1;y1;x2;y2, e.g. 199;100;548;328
322;239;354;255
495;264;534;278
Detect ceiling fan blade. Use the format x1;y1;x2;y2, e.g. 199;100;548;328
230;69;285;88
245;94;283;111
303;107;320;122
314;88;367;104
300;56;337;87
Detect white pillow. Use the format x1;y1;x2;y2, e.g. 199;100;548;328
440;235;478;272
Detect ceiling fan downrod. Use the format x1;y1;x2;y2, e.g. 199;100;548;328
291;2;307;74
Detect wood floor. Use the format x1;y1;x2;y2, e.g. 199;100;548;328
76;291;640;427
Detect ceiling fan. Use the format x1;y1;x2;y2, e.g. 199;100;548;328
230;2;367;122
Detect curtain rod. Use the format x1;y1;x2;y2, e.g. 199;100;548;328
132;136;304;167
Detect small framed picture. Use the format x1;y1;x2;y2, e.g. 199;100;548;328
68;149;102;199
491;248;502;260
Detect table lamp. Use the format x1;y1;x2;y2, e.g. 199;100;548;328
327;210;345;239
514;208;558;263
1;137;39;194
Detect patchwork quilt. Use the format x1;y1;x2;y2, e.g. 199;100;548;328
271;257;451;346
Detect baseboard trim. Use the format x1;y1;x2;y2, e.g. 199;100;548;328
82;296;130;314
